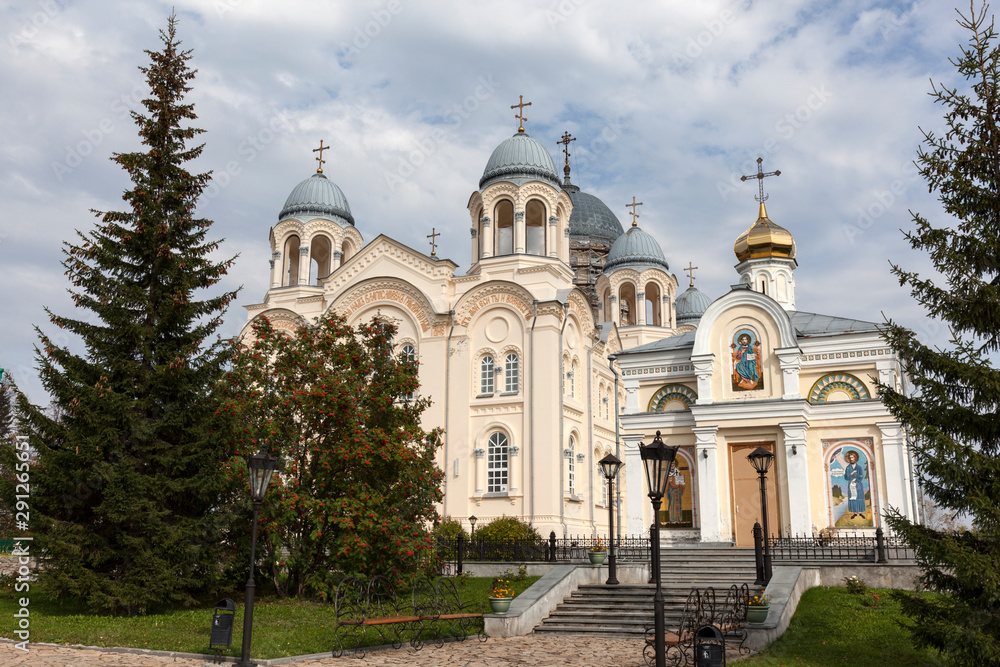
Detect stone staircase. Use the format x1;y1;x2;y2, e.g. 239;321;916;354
534;545;758;637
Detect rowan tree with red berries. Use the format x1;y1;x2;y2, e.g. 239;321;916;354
217;313;443;598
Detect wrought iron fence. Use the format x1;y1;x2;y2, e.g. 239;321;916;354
437;533;651;565
768;529;913;562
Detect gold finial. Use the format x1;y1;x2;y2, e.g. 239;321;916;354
427;227;440;256
511;95;532;133
626;196;643;227
684;261;698;287
313;140;329;174
740;156;781;204
557;131;576;184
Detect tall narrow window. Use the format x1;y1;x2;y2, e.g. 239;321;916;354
487;432;508;493
495;200;514;255
401;344;416;401
504;353;519;393
310;235;332;284
283;235;300;286
480;355;495;395
526;199;546;255
567;437;576;495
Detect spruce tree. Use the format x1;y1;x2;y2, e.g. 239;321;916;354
881;2;1000;662
12;14;239;613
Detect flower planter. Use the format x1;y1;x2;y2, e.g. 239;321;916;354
589;550;607;565
489;596;512;614
746;604;770;624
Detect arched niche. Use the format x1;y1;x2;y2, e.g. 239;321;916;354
618;283;636;327
645;282;661;326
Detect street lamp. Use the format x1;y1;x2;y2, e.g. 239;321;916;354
640;431;678;667
598;454;623;586
469;515;477;537
238;447;279;667
747;446;774;585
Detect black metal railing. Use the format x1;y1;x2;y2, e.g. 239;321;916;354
767;527;912;562
437;532;651;570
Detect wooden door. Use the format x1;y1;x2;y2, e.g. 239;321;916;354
730;443;779;546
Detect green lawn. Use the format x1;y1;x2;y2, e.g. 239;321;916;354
0;575;539;660
742;586;944;666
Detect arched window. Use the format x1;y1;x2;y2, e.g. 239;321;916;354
567;436;576;495
401;344;416;401
283;235;300;286
474;206;483;260
495;200;514;256
504;353;519;393
645;282;661;326
310;235;333;284
480;355;495;395
618;283;636;327
487;432;508;493
526;199;546;255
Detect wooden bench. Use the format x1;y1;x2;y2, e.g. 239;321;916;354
332;575;485;658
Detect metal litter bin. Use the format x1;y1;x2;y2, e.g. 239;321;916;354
694;624;726;666
210;598;236;661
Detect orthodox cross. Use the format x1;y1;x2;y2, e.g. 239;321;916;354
740;156;781;203
684;261;698;287
557;131;576;166
626;196;643;227
427;227;440;256
511;95;532;132
313;140;329;174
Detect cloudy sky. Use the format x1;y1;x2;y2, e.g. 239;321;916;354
1;0;969;403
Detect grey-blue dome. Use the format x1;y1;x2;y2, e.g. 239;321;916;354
675;285;712;324
567;187;624;243
279;172;354;225
480;132;560;189
604;225;670;273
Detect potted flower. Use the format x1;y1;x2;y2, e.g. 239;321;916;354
489;578;515;614
746;591;772;624
589;537;607;565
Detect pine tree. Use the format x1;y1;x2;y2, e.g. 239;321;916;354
880;2;1000;662
216;314;444;598
0;373;12;442
11;13;239;614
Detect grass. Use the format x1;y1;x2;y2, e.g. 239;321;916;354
0;575;539;660
742;586;944;666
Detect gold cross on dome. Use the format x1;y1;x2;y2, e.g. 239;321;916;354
740;156;781;203
557;131;576;166
685;261;698;287
626;196;643;227
427;227;440;256
511;95;532;132
313;140;329;174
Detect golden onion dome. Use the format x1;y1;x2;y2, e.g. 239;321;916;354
733;202;796;263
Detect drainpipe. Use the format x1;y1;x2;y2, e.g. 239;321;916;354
585;333;598;535
529;301;538;524
559;301;570;539
608;353;622;541
443;310;455;520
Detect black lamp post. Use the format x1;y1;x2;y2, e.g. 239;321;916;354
747;446;774;585
238;447;278;667
640;431;678;667
598;453;623;586
469;514;477;537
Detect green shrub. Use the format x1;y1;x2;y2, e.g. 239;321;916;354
431;516;469;542
844;575;869;595
475;515;541;543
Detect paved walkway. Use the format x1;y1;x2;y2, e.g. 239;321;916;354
0;635;752;666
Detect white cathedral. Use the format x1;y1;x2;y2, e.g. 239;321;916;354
241;108;921;545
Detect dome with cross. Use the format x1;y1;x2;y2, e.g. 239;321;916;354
279;172;355;226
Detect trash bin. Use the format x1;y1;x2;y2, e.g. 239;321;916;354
694;624;725;667
210;598;236;654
